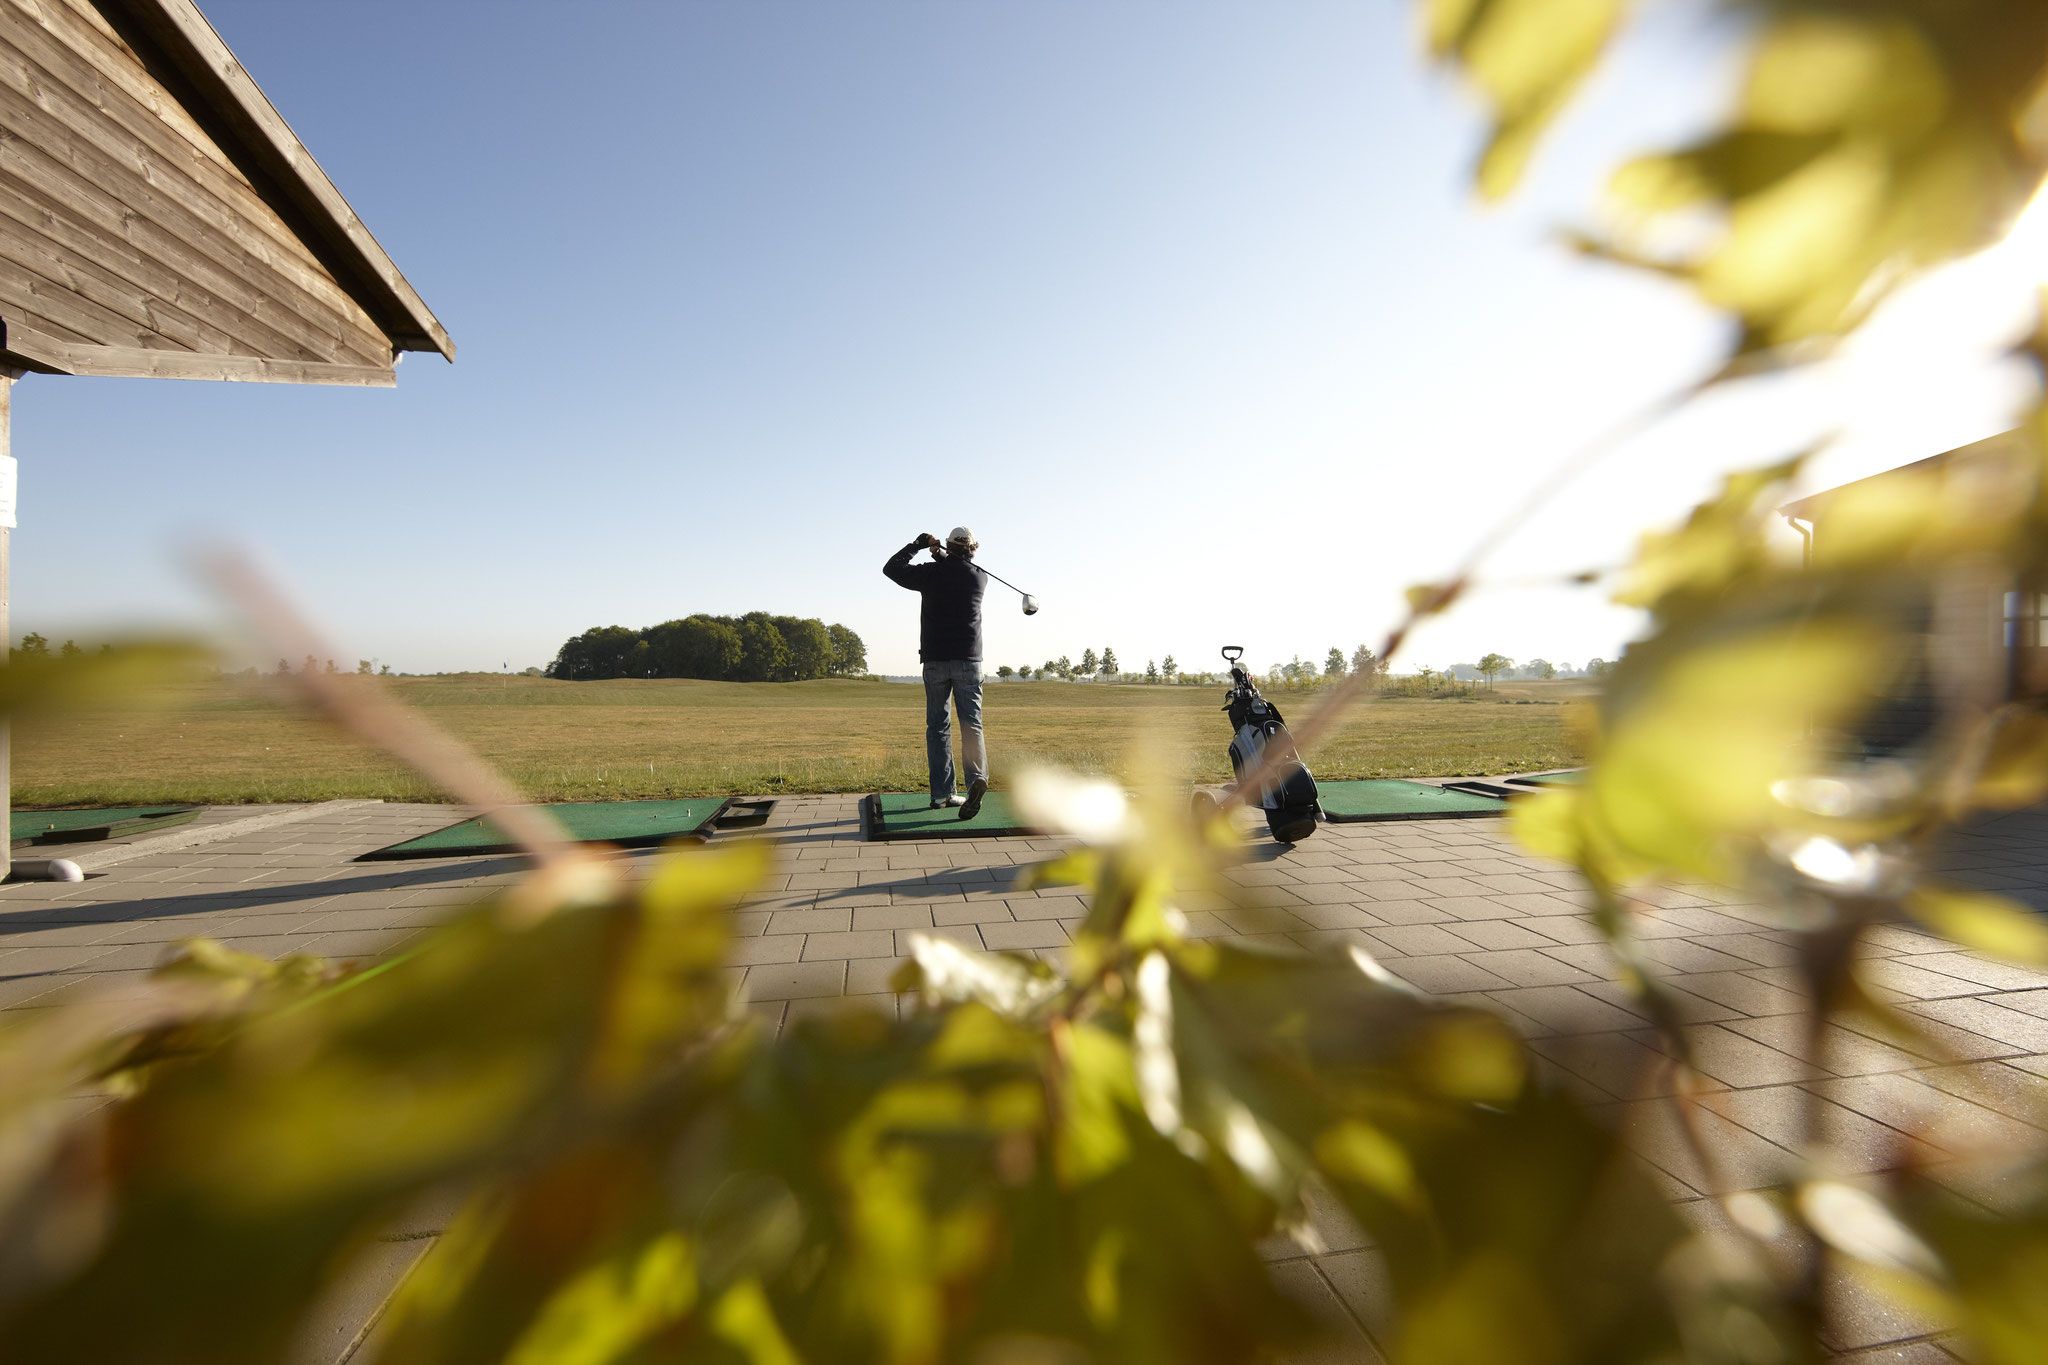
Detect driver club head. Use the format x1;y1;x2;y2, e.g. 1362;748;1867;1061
1021;595;1039;616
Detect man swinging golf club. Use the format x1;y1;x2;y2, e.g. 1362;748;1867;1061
884;527;988;818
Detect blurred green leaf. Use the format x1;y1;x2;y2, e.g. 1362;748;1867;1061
1425;0;1631;198
1904;884;2048;966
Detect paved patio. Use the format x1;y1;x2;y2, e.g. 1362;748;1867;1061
3;793;2044;1363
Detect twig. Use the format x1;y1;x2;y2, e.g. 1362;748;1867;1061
1221;373;1707;810
199;551;590;900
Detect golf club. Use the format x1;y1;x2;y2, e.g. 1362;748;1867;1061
933;541;1038;614
983;567;1039;616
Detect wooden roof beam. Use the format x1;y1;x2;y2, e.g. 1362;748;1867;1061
93;0;455;362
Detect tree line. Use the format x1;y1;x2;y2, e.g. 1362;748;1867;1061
987;644;1390;686
546;614;868;682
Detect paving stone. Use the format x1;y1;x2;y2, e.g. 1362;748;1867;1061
846;957;913;995
1663;971;1809;1017
1351;897;1447;924
1900;997;2048;1053
763;906;852;936
1486;985;1647;1035
1362;924;1471;958
800;930;898;961
1461;948;1596;987
1616;1096;1795;1193
1390;954;1514;994
1719;1016;1926;1078
1809;1073;2043;1155
1217;906;1314;935
895;925;984;956
979;920;1069;951
1645;1024;1827;1088
1441;919;1553;951
1516;913;1611;945
1287;902;1384;930
727;935;807;967
740;960;846;1001
1908;953;2048;992
1529;1031;1686;1100
1267;1260;1386;1365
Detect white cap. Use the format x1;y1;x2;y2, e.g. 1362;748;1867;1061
948;526;977;551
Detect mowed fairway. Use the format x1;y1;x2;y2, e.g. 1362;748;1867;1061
13;675;1587;806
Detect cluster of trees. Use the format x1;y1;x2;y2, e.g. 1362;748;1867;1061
10;633;99;660
547;614;867;682
1463;654;1612;686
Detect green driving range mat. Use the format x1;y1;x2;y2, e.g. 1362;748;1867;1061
1317;780;1505;822
359;798;735;861
11;805;199;844
863;791;1031;841
1508;769;1586;787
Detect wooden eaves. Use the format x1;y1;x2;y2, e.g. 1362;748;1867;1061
0;0;453;386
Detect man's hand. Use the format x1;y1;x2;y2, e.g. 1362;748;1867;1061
917;532;940;552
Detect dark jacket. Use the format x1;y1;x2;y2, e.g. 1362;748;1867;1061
884;540;986;662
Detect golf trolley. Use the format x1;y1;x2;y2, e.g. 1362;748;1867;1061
1195;646;1322;843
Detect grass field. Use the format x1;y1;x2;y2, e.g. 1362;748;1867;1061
13;674;1590;806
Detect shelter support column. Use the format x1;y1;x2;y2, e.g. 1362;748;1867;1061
0;370;13;875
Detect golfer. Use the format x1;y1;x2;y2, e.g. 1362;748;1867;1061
884;527;988;818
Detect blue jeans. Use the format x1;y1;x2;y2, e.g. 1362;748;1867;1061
922;660;987;802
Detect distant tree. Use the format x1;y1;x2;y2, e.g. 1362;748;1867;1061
646;616;741;680
1476;653;1512;688
826;624;867;676
1079;648;1099;677
997;665;1015;678
1055;655;1073;680
1417;664;1438;690
1350;644;1379;678
276;658;291;675
304;654;319;675
733;613;791;682
379;664;393;677
1161;654;1177;682
324;659;338;674
1145;659;1159;683
356;659;372;675
1101;647;1118;679
1526;658;1556;680
769;616;835;681
547;626;641;681
58;639;81;659
1325;647;1346;677
1587;657;1613;677
16;633;48;657
1558;661;1576;676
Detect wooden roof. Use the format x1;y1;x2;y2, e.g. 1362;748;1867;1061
1779;429;2031;522
0;0;452;386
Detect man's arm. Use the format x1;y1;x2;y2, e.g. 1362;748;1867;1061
884;534;938;589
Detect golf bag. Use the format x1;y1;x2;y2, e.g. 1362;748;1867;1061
1217;646;1321;842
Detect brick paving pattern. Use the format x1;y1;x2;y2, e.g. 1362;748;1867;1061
4;794;2043;1363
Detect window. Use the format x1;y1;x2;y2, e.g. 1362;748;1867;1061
2005;591;2048;648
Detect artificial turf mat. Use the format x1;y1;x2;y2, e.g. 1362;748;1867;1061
863;791;1031;841
359;798;735;861
10;805;199;844
1443;780;1522;800
1316;780;1505;822
1508;769;1587;787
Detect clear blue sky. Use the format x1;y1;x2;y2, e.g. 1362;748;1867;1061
10;2;2032;676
